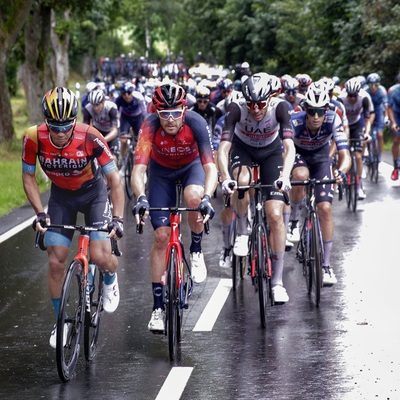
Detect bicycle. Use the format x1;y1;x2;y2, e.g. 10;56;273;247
233;164;289;328
345;139;359;212
292;178;338;307
35;224;120;382
365;128;379;183
118;134;135;200
136;183;209;361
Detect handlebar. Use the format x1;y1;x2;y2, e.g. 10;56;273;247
136;207;210;235
34;224;121;256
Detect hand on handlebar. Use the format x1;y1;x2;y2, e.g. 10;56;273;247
32;212;50;233
274;176;291;193
221;178;237;195
132;195;149;225
334;169;347;185
197;194;215;224
107;217;124;240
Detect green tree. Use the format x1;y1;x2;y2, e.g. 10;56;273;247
0;0;34;142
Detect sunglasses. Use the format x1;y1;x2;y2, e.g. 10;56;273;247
285;90;297;95
197;99;209;104
246;101;268;110
46;120;75;133
348;93;358;98
122;91;132;96
306;108;326;117
157;109;185;120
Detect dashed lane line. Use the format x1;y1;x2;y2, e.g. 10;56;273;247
192;278;233;332
155;367;194;400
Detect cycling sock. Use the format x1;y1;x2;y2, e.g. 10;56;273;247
104;272;116;285
190;231;203;253
236;213;248;235
51;298;61;318
152;282;163;310
323;240;333;267
222;223;231;249
271;252;284;286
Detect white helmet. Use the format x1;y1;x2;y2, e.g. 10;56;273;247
241;73;272;102
88;89;105;105
304;82;330;108
269;75;282;93
345;77;361;95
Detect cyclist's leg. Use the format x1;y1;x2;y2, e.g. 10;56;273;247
312;161;337;285
148;161;175;319
350;121;365;197
288;155;309;241
119;117;132;159
391;115;400;179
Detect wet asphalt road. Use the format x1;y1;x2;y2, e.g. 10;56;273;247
1;160;400;400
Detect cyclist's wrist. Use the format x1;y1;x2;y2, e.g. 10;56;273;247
112;215;124;220
202;194;211;201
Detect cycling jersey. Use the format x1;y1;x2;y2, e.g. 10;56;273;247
337;89;374;126
212;115;225;150
134;110;215;169
22;122;116;191
366;85;388;129
115;91;146;118
291;110;348;158
388;84;400;116
221;96;294;146
83;100;118;135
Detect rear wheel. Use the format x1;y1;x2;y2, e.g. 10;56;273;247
84;267;103;362
124;150;134;200
56;260;85;382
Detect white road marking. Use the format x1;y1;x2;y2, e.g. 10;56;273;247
193;278;232;332
155;367;193;400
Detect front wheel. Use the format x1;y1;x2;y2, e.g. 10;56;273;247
310;214;323;307
255;225;268;328
84;266;103;362
56;260;85;382
166;247;179;361
124;150;134;200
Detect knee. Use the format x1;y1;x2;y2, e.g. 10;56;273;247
153;229;170;250
317;202;331;219
267;207;283;227
184;187;203;207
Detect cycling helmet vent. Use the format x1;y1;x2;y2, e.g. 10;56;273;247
152;84;187;109
241;73;272;102
304;82;330;108
42;87;78;123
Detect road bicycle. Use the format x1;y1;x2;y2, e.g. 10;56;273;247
292;178;338;307
223;196;248;291
345;139;359;212
136;183;208;360
35;224;120;382
365;128;379;183
118;135;135;200
234;164;289;328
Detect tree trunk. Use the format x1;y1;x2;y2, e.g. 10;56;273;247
19;3;52;126
0;0;34;142
50;9;70;88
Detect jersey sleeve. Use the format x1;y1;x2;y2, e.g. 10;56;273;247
21;126;39;173
276;101;294;141
86;125;115;168
134;115;157;165
221;102;241;142
186;111;215;165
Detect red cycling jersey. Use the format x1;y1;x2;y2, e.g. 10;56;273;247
22;122;115;191
134;110;215;169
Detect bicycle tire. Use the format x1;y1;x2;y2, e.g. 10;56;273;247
370;140;379;183
297;220;312;294
56;260;85;382
124;150;134;200
310;214;323;307
166;246;179;361
255;225;268;328
84;267;103;362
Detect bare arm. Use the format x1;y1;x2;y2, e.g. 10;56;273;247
22;171;46;215
106;169;125;218
202;162;218;198
281;138;296;179
217;140;232;182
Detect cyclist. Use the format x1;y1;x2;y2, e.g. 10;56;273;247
83;88;120;163
387;73;400;180
131;83;218;332
210;78;233;106
337;77;374;199
115;81;146;162
290;83;351;285
279;77;305;111
297;73;313;95
190;86;218;132
218;73;296;303
21;87;125;348
365;73;389;162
